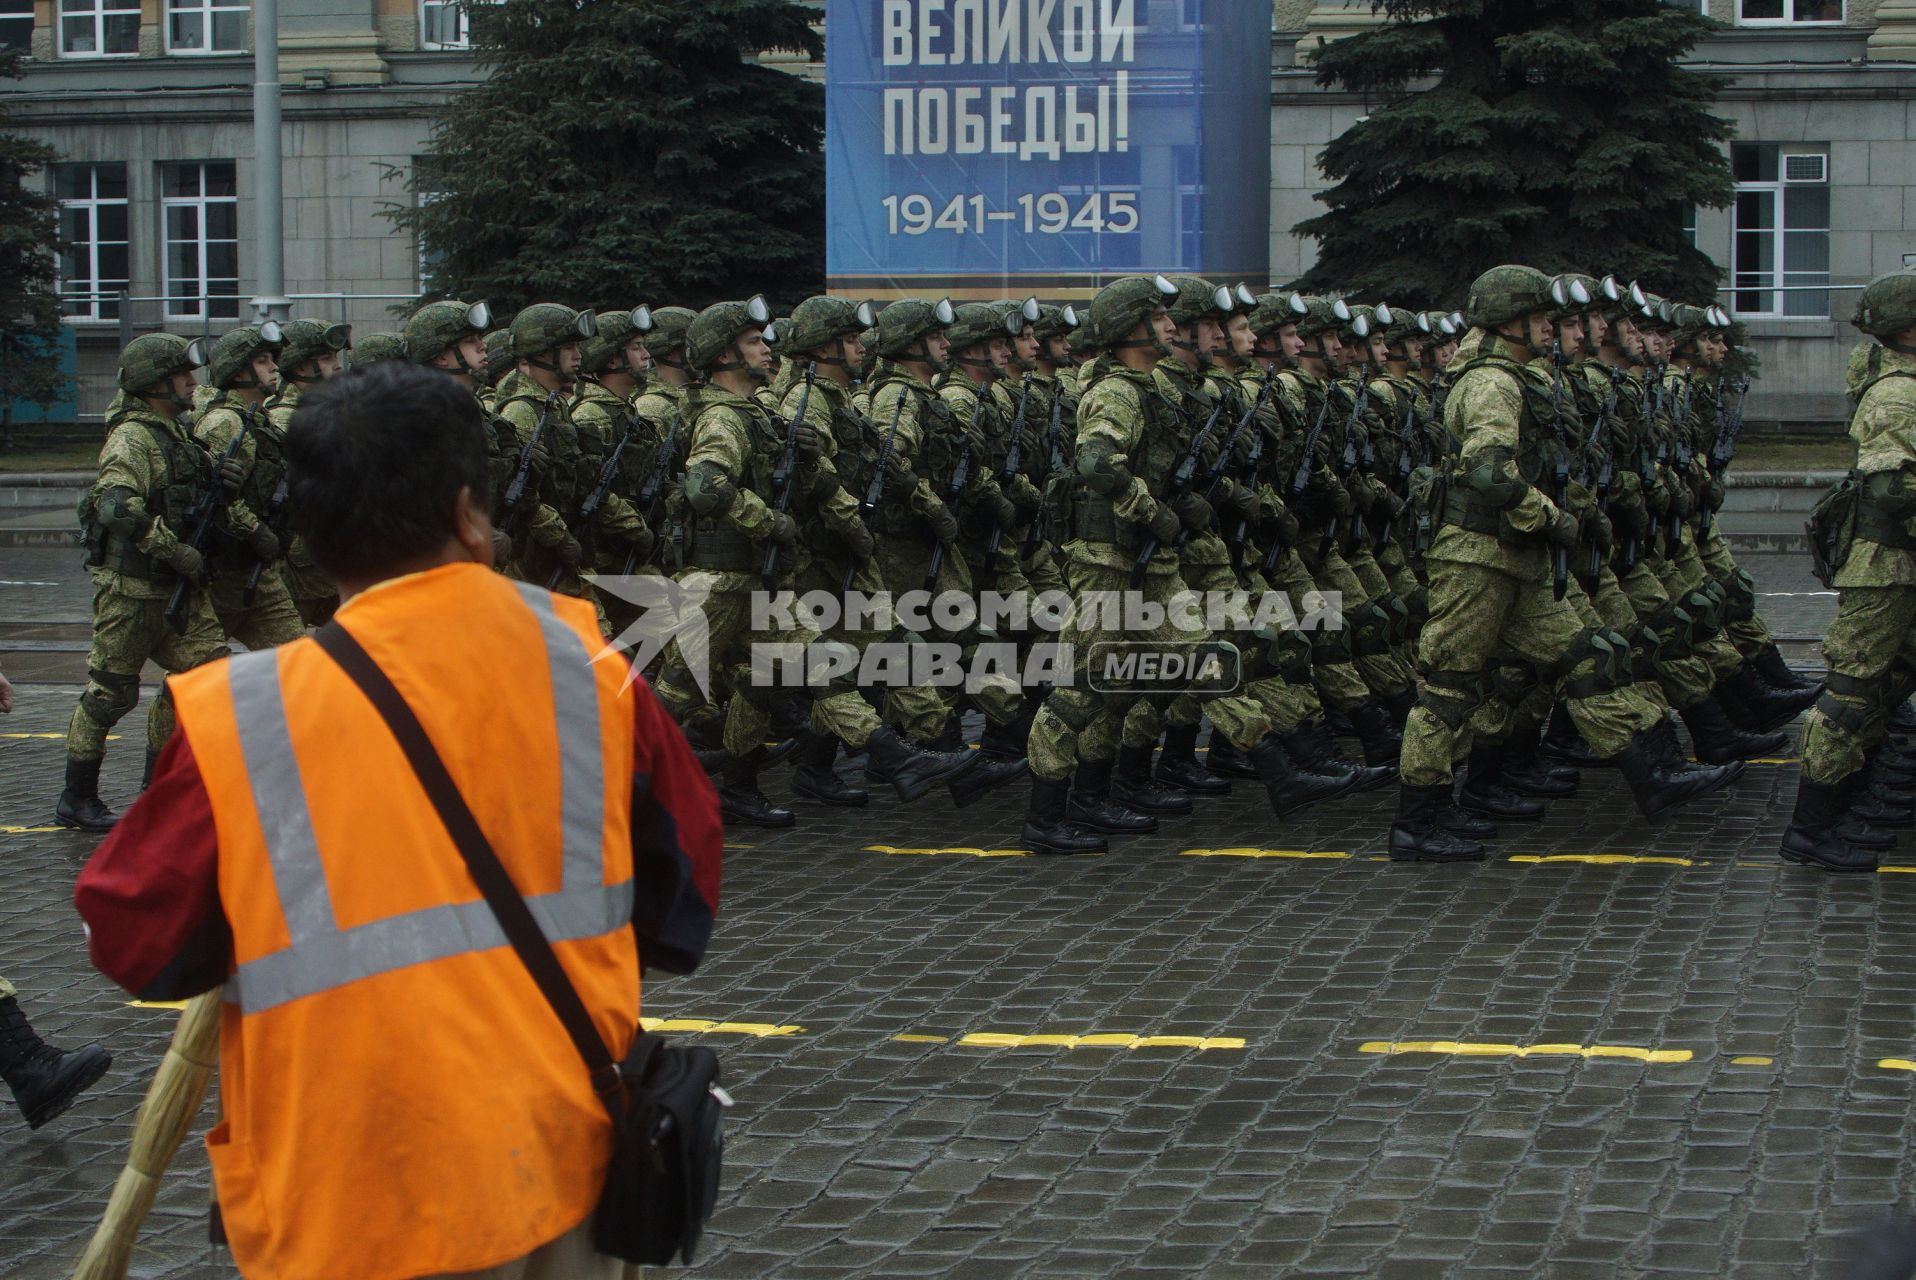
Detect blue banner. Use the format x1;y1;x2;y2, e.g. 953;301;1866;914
826;1;1272;301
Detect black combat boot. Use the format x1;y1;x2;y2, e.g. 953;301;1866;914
1021;776;1106;855
1752;642;1823;695
1286;723;1392;792
1380;685;1418;731
791;731;869;808
1645;715;1744;783
1889;699;1916;738
54;757;117;832
1388;782;1487;863
1156;724;1231;794
1778;777;1878;873
1848;763;1916;829
1250;734;1358;817
1719;663;1821;735
141;747;162;792
1113;742;1195;814
1615;730;1742;820
1458;744;1547;821
1067;759;1157;834
1834;770;1901;847
1680;698;1789;765
1203;726;1258;780
719;753;795;828
929;712;966;754
1540;701;1608;769
865;727;977;803
947;716;1031;809
1505;722;1579;787
0;996;112;1130
1345;701;1403;768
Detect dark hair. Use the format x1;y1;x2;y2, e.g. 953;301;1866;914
286;362;490;581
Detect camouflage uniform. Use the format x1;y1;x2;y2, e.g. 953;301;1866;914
261;379;338;625
194;389;306;649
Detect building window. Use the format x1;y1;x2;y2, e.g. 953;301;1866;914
1737;0;1842;23
1731;143;1829;320
55;164;130;322
420;0;470;48
162;162;240;322
167;0;248;53
60;0;141;56
0;0;33;53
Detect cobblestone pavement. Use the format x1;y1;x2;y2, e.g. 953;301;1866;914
3;550;1913;1279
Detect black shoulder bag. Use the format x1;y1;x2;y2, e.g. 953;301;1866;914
314;622;727;1267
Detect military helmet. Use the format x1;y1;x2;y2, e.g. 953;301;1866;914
580;306;652;374
350;333;407;367
276;319;351;375
207;321;286;389
1464;265;1553;329
1033;303;1079;342
1854;269;1916;339
1293;296;1353;340
1167;276;1234;327
988;296;1043;337
645;306;698;363
1089;274;1179;347
948;300;1031;352
874;296;957;359
482;329;513;385
1249;291;1310;339
782;296;877;355
117;332;207;395
1669;303;1726;350
1547;273;1600;321
404;299;493;365
511;303;597;360
684;295;772;372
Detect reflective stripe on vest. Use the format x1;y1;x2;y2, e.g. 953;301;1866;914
225;582;629;1015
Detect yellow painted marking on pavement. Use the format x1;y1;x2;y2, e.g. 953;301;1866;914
0;732;120;740
1880;1058;1916;1073
864;843;1031;858
1359;1040;1692;1064
1730;1056;1775;1066
1878;866;1916;875
1509;854;1696;868
893;1034;949;1044
1743;758;1800;765
640;1018;804;1038
2;825;68;834
723;843;754;850
128;1000;188;1010
954;1031;1244;1051
1181;848;1350;860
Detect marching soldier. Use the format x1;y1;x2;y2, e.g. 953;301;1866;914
59;335;238;829
567;306;656;601
495;304;598;601
350;332;406;366
631;307;699;575
263;319;350;624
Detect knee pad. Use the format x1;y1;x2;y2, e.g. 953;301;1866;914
1647;603;1696;659
1721;569;1757;623
1550;627;1628;700
1188;640;1244;701
1629;622;1664;674
1682;588;1724;643
1310;628;1354;666
1417;668;1485;732
1818;671;1887;734
1267;632;1315;685
1382;593;1412;647
1487;658;1538;709
1350;600;1395;657
79;669;140;729
1045;685;1101;733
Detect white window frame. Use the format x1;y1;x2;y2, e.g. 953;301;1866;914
162;162;241;323
165;0;250;54
419;0;472;49
0;0;34;54
55;164;131;324
59;0;142;58
1730;148;1830;321
1735;0;1844;26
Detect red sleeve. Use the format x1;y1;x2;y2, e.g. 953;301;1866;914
624;671;724;974
73;731;229;1000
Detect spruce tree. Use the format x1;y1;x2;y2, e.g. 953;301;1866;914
0;47;68;435
1292;0;1733;308
389;0;823;315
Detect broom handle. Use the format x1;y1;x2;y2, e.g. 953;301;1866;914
71;991;221;1280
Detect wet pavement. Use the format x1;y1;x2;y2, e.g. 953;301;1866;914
2;546;1912;1279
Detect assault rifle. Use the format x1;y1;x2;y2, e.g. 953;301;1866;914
925;396;980;593
1131;396;1228;588
1319;370;1372;561
1195;380;1276;571
546;425;636;590
1377;393;1418;555
1022;388;1065;559
1585;371;1619;581
1699;374;1750;539
1545;343;1572;601
632;413;679;575
1229;372;1278;571
760;362;817;593
242;467;288;608
1270;379;1338;576
845;392;908;593
986;374;1033;559
500;389;558;518
165;413;254;634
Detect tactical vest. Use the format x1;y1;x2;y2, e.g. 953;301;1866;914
684;398;780;574
1070;371;1188;548
499;390;583;517
1437;357;1549;537
88;413;213;581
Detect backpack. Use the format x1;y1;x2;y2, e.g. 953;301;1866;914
1807;471;1859;588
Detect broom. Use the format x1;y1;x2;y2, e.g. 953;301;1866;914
71;991;221;1280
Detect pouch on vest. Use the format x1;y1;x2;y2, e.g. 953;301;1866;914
1807;472;1859;589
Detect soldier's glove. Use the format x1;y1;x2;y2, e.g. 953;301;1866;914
1619;497;1651;538
1172;491;1214;536
624;525;657;568
1376;489;1407;522
164;542;206;583
216;457;246;495
1547;510;1581;549
991;495;1020;530
1261;506;1300;547
247;525;280;562
490;529;514;566
1671;485;1695;518
841;520;875;564
767;512;800;546
1704;477;1726;512
1350;478;1377;514
1146;501;1184;546
925;502;959;544
1328;482;1356;518
1588;509;1614;551
884;455;916;492
555;534;584;567
1007;476;1044;516
792;423;823;464
1222;481;1260;524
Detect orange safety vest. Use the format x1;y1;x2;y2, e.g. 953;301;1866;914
170;563;639;1280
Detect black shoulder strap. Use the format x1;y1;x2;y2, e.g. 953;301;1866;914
313;621;624;1116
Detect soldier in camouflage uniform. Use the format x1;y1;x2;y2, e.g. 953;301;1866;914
630;307;699;580
192;323;307;651
479;329;513;411
568;306;657;621
59;334;239;829
493;305;600;608
655;297;976;827
263;319;349;624
1390;266;1741;863
1780;269;1916;872
350;332;406;366
404;299;528;571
